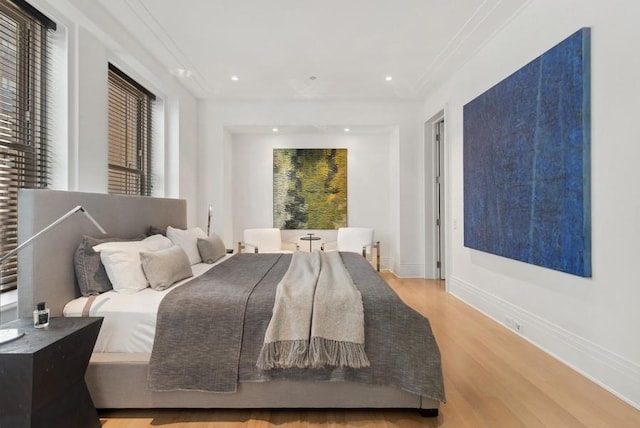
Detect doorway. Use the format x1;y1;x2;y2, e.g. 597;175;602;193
434;119;445;279
424;113;445;280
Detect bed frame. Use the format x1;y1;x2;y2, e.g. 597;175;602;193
17;189;440;413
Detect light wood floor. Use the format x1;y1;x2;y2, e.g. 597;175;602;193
99;273;640;427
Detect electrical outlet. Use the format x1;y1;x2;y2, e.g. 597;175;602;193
505;316;523;334
514;321;523;333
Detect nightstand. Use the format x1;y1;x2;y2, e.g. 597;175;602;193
0;316;103;428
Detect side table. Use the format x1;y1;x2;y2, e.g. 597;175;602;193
0;316;103;428
300;233;321;252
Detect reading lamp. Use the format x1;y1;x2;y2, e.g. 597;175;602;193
0;205;107;345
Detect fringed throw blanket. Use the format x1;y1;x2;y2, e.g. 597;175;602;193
257;251;370;369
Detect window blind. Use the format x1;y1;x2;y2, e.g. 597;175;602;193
0;0;53;292
107;63;155;196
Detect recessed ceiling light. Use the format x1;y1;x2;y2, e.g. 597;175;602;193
231;75;239;81
344;128;351;132
272;127;279;132
170;68;193;78
385;76;393;81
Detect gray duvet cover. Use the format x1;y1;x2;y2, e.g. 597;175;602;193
149;252;445;403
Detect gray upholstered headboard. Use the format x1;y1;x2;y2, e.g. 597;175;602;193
17;189;187;318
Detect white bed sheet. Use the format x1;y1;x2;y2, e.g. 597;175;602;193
64;256;230;353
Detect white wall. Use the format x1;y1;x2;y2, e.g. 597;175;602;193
74;26;108;192
231;132;391;263
197;100;424;275
423;0;640;408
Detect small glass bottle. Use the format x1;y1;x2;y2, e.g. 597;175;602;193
33;301;50;328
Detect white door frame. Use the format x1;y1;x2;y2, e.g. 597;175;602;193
424;111;445;280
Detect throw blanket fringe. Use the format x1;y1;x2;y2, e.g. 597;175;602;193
257;251;370;370
258;340;309;369
309;337;369;369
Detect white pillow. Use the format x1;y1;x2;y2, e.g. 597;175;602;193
166;226;207;265
93;235;173;293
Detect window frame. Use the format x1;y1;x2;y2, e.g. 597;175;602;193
0;0;53;293
107;63;155;196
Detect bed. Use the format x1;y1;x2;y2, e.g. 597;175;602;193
17;189;444;414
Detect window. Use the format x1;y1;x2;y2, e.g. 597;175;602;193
0;0;54;292
107;63;155;196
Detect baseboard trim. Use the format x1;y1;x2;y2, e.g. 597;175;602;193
449;276;640;410
391;263;424;278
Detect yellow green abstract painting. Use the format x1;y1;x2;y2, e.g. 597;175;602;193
273;148;347;229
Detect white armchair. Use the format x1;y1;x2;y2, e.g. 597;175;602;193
322;227;380;271
238;228;299;254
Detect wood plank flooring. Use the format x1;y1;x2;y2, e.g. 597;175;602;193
99;273;640;427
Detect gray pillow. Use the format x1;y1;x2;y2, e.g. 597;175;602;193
73;236;123;296
197;233;226;264
140;245;193;291
74;235;131;296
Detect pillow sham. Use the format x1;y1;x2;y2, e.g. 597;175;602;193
74;235;144;296
166;226;207;265
140;245;193;291
197;233;226;264
93;234;173;294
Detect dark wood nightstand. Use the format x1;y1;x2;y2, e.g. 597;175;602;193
0;316;103;428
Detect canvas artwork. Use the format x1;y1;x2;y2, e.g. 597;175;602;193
273;148;347;229
463;28;591;277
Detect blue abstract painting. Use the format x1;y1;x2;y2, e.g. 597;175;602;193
463;28;591;277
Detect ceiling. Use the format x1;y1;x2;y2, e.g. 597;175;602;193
95;0;528;101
